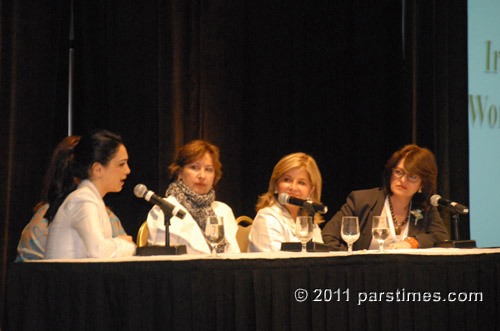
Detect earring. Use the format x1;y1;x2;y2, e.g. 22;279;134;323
418;188;422;193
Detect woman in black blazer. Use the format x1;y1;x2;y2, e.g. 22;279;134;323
322;145;449;251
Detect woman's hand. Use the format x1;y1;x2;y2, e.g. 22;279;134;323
117;234;136;245
388;241;412;250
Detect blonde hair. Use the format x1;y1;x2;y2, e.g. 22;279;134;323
256;152;323;221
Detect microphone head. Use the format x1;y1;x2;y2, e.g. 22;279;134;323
134;184;148;198
278;193;289;205
430;194;441;207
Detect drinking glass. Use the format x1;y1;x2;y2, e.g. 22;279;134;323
205;216;225;257
341;216;360;254
296;216;314;253
372;216;390;252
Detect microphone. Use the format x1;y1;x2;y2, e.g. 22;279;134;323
278;193;328;214
430;194;469;215
134;184;186;219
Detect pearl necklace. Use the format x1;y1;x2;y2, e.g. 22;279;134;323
388;197;410;235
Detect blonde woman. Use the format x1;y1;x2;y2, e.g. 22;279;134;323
248;152;324;252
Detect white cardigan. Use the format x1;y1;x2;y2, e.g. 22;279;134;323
248;201;323;252
45;180;136;259
146;195;240;254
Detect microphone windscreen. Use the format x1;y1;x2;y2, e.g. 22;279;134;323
134;184;148;198
278;193;289;205
430;194;441;207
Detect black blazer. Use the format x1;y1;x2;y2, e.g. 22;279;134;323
322;188;449;251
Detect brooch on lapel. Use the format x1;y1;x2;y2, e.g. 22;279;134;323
410;209;423;226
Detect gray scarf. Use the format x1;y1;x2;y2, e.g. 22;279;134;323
166;180;226;252
166;180;216;231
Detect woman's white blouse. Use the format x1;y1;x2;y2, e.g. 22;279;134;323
146;195;240;254
45;180;136;259
248;202;323;252
368;196;410;250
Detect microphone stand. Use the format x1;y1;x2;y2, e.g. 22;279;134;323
303;203;322;251
136;206;187;256
303;202;316;218
280;203;329;252
436;211;476;248
452;212;460;241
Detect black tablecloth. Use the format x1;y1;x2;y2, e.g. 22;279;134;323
5;253;500;330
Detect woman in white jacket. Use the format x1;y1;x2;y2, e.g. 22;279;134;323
146;140;239;254
248;152;324;252
45;130;136;259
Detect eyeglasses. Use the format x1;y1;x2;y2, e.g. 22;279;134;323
392;168;420;183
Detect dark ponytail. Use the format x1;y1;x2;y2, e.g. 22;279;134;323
46;130;123;222
36;136;80;214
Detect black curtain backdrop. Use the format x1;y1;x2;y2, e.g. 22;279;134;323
410;0;469;239
1;0;468;327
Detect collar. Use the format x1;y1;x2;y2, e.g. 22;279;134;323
78;179;103;200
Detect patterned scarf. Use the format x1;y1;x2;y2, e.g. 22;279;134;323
166;180;227;252
166;180;216;232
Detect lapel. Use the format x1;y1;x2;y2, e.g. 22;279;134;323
407;208;425;237
354;189;386;250
166;196;211;253
79;179;112;237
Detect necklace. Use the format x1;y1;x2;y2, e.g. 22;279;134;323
388;197;410;235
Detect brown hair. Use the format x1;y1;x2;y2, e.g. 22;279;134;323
382;144;438;210
35;136;81;213
168;140;222;186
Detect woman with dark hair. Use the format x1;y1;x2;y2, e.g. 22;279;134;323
16;136;80;261
146;140;240;254
45;130;136;259
322;144;449;251
16;135;130;261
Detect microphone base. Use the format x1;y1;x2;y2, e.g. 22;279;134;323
136;245;187;256
435;240;477;249
280;242;330;252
